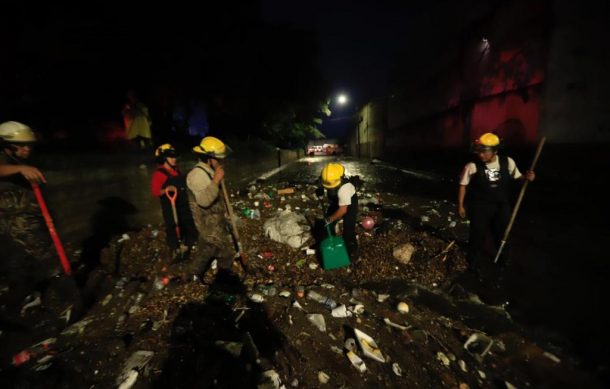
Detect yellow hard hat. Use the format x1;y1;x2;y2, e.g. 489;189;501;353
321;162;345;189
193;136;229;159
475;132;500;150
0;121;36;143
155;143;176;158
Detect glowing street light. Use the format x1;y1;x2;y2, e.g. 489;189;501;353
337;94;348;105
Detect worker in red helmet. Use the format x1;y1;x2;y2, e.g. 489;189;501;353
151;143;198;260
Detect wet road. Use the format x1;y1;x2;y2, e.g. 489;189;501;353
36;152;610;376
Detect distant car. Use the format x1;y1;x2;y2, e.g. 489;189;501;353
307;145;325;156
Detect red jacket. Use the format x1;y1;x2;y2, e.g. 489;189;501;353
151;165;180;197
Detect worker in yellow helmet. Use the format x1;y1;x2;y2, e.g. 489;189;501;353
183;136;234;280
458;132;535;287
320;162;360;261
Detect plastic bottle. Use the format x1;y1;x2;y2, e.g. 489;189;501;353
307;290;337;310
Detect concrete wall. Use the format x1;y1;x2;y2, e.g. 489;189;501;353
539;0;610;142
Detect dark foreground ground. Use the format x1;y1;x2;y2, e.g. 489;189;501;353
0;147;608;388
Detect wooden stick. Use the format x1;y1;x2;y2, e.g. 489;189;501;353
494;137;546;263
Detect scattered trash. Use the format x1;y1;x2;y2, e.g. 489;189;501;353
279;291;291;298
258;285;277;296
543;351;561;364
331;305;352;318
393;243;416;264
295;259;306;268
151;229;159;238
308;263;319;270
21;294;42;316
464;333;494;357
295;286;305;298
330;346;343;354
354;328;386;363
292;301;305;311
249;294;265;303
60;305;72;324
62;318;93;336
376;294;390;303
211;259;218;270
361;216;375;230
384;318;409;331
346;350;367;372
437;352;450;367
278;188;295;195
12;350;32;366
118;370;139;389
505;381;518;389
116;351;154;389
351;304;365;315
307;314;327;332
258;369;283;389
392;362;403;377
304;248;316;255
320;283;335;289
397;302;409;314
118;233;131;243
215;341;243;358
263;210;312;249
101;294;113;306
345;338;357;352
307;290;337;310
458;360;468;372
290;379;299;387
318;371;330;384
449;221;457;228
420;216;430;223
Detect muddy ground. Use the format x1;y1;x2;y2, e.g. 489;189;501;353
0;182;604;388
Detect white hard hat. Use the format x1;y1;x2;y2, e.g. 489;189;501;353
0;121;36;143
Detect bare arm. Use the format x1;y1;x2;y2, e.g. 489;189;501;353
458;185;467;218
0;164;46;183
327;205;348;223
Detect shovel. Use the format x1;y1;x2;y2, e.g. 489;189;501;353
31;183;72;275
165;187;188;261
494;137;546;263
220;180;249;273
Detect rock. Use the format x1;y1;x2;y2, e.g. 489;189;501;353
318;371;330;384
397;302;409;314
393;243;416;264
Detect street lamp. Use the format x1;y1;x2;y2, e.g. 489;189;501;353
337;94;348;105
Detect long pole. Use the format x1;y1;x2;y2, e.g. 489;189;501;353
494;137;546;263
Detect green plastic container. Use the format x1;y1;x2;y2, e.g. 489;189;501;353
320;224;351;270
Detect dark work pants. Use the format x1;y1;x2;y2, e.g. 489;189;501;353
342;219;359;261
160;196;197;249
467;201;511;273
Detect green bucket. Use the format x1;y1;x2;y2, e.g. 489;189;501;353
320;224;351;270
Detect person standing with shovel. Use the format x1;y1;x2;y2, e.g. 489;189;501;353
458;133;536;289
185;136;243;281
151;144;197;260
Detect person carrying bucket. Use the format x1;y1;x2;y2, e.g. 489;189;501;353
151;143;197;260
458;132;536;286
320;162;360;261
